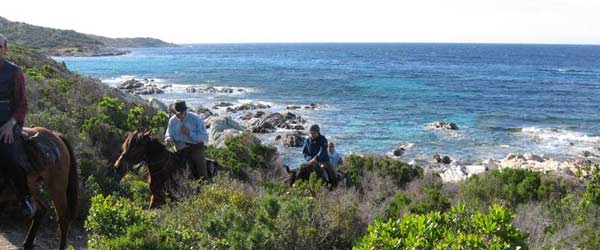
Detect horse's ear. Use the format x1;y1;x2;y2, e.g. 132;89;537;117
135;127;141;133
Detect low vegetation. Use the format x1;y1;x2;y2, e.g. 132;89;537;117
3;44;599;249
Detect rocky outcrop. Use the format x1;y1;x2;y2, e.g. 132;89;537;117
149;97;168;112
207;116;245;147
117;78;165;95
426;121;459;130
259;112;306;131
118;79;144;89
393;148;405;156
276;131;305;147
304;103;329;109
251;121;276;133
213;101;234;108
499;152;597;178
235;103;271;111
433;154;452;164
191;106;214;119
185;86;244;94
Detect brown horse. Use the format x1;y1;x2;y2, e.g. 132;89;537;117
0;127;79;250
114;129;224;208
286;163;347;188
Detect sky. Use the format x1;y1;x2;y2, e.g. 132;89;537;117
2;0;599;44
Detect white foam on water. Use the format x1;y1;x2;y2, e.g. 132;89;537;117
101;75;166;87
518;126;600;155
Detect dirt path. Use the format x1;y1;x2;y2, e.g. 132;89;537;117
0;208;88;250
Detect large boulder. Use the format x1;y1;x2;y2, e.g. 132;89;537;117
433;154;452;164
263;113;286;128
118;79;144;89
192;106;214;119
208;116;245;147
234;103;271;111
212;129;242;148
392;148;405;156
251;121;276;133
149;97;168;112
214;101;234;108
276;131;305;147
426;121;459;130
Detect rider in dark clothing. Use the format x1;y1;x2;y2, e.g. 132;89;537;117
0;34;35;218
301;124;338;187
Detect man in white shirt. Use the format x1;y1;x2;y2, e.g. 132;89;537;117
165;100;209;181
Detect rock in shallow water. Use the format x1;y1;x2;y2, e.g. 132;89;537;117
426;121;459;130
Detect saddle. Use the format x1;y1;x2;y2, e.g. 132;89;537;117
15;127;60;174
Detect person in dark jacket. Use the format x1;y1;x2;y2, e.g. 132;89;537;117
0;34;36;217
301;124;338;187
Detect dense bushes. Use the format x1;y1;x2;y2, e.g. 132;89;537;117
459;168;573;208
206;133;277;176
85;176;366;250
340;154;423;188
355;204;529;250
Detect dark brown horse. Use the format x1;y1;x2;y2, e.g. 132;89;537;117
114;129;224;208
286;163;346;188
0;127;79;250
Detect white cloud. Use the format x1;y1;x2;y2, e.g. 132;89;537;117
2;0;599;44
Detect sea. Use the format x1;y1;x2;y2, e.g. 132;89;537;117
54;43;600;167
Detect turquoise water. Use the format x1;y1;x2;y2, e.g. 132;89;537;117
55;43;600;165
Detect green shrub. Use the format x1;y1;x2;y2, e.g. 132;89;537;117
460;168;570;207
355;204;529;250
85;194;154;249
584;165;600;206
340;155;423;188
206;133;277;176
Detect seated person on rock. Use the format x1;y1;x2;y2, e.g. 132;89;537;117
165;100;209;181
301;124;338;187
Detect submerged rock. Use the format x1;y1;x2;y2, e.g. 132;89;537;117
304;103;329;109
426;121;459;130
392;148;405;156
433;154;452;164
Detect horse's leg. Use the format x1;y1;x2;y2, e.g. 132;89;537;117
49;190;70;250
23;194;48;250
148;175;166;209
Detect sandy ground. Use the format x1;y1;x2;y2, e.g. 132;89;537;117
0;206;87;250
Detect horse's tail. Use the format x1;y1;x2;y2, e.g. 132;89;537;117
59;134;79;221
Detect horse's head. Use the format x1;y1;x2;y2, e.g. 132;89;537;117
114;129;152;176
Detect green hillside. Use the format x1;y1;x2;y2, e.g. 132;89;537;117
0;16;175;56
1;43;598;250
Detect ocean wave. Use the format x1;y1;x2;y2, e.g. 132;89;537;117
519;126;600;145
101;75;166;87
537;68;596;75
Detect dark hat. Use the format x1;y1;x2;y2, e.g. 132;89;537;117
174;100;188;113
309;124;320;133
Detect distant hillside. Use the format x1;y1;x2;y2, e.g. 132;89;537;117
86;34;177;48
0;16;176;56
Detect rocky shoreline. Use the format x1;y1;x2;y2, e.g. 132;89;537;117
115;78;600;183
53;47;130;57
